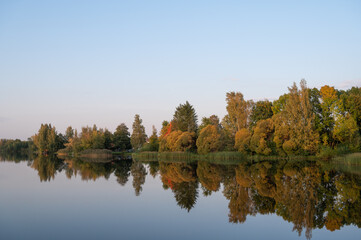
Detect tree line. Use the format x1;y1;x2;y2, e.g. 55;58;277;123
2;80;360;157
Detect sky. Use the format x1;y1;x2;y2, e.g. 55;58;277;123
1;0;361;140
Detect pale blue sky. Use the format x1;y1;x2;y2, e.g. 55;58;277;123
1;0;361;139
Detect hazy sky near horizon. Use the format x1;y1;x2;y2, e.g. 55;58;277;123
1;0;361;140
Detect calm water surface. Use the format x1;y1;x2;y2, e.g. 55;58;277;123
1;155;360;240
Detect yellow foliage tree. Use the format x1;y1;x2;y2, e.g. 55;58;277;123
273;80;319;155
250;118;274;155
196;125;222;154
234;128;252;154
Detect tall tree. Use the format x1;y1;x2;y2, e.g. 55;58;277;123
65;126;74;141
224;92;254;134
114;123;131;151
250;100;273;128
333;114;360;150
148;126;160;151
131;114;147;150
142;125;160;151
131;161;147;196
250;118;275;155
172;101;198;133
319;85;340;145
273;80;319;155
32;124;64;154
341;87;361;134
234;128;252;154
271;94;289;115
199;115;221;131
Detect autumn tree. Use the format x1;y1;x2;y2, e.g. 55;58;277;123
223;92;254;134
63;129;81;154
234;128;252;154
91;125;105;149
131;114;147;150
160;121;170;136
199;115;221;131
164;130;195;152
271;94;289;115
319;85;340;145
78;125;106;150
65;126;74;140
273;80;319;155
250;118;274;155
32;124;64;154
159;102;198;152
250;100;273;128
196;125;222;154
220;115;237;150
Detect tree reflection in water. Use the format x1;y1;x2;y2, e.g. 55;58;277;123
20;155;361;239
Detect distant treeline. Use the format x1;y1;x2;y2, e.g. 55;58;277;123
2;80;361;158
0;139;33;155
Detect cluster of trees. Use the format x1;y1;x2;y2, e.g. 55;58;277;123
30;115;152;155
3;80;360;157
146;80;361;156
230;81;360;156
0;139;31;154
57;124;133;155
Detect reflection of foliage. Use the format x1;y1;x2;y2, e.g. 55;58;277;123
114;160;132;186
197;161;222;192
160;162;197;183
31;155;65;181
131;161;147;196
0;151;32;163
225;179;254;223
173;181;199;212
221;159;361;239
66;158;114;181
147;162;159;178
159;162;198;211
9;151;361;239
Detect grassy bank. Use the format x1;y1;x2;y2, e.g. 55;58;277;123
132;151;309;164
78;149;113;159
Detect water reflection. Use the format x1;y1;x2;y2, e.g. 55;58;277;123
3;155;361;239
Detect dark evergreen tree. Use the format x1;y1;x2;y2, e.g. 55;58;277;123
113;123;131;151
172;101;198;133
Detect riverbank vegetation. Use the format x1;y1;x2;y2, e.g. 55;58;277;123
2;80;361;160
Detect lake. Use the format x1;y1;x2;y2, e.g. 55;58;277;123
1;155;360;240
